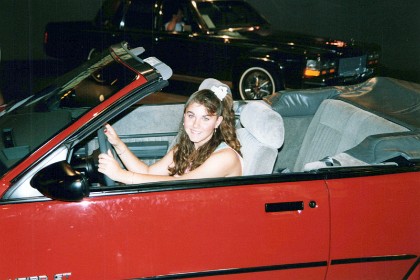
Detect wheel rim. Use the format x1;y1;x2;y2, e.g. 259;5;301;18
87;48;99;61
239;67;275;100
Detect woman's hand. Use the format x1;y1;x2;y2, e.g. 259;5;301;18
103;124;126;155
98;149;126;182
103;124;120;145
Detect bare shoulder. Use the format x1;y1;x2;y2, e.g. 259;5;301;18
212;146;240;161
207;147;242;175
176;146;242;179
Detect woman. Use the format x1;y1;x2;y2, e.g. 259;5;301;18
98;79;242;184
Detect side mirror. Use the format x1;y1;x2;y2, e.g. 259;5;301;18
30;161;89;202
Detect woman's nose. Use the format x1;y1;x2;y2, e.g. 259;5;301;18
193;118;200;127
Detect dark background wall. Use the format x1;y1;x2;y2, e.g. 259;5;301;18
1;0;419;83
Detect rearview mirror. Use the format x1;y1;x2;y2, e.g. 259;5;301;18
30;161;89;202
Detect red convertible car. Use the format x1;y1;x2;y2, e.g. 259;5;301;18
0;42;418;280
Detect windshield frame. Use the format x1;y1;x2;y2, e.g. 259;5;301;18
0;45;140;177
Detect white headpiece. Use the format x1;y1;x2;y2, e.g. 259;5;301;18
211;85;228;101
199;78;232;101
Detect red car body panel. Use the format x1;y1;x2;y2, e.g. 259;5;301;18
326;172;420;280
0;181;329;279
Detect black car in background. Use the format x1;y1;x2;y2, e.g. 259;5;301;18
44;0;380;99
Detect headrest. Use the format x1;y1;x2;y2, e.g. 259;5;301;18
199;78;232;95
240;102;284;149
264;87;340;117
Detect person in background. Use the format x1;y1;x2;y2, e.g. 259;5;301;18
165;7;184;31
98;78;243;184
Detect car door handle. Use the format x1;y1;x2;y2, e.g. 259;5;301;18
265;201;304;212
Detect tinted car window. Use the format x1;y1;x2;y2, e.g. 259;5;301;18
196;1;268;29
124;0;155;29
159;0;192;31
95;0;124;27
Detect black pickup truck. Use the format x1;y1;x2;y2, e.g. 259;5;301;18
44;0;380;100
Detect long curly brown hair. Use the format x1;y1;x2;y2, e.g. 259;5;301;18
168;89;241;176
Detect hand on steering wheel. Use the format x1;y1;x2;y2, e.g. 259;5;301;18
97;127;120;186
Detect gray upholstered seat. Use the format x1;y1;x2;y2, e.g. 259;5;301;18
237;101;285;175
303;131;420;171
296;99;409;172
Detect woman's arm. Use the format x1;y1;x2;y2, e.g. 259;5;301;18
99;147;241;184
99;124;174;178
165;17;178;31
103;124;151;174
134;148;241;183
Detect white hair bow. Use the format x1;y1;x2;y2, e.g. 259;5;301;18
211;85;228;101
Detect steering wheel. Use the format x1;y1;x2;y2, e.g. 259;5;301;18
97;127;119;186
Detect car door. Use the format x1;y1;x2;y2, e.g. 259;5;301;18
0;173;330;279
325;170;420;280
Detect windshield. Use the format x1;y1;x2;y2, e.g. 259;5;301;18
196;1;268;30
0;50;138;177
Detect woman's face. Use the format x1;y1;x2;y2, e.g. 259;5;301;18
184;102;222;149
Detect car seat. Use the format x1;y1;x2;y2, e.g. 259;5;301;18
236;101;284;175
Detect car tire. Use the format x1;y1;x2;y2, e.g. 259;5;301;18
239;67;276;100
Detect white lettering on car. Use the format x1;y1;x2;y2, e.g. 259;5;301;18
13;272;71;280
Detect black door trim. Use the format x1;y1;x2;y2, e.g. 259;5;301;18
132;261;327;279
403;256;420;280
132;254;418;279
331;254;417;265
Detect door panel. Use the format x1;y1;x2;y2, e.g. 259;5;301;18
0;180;329;279
326;172;420;280
0;200;105;279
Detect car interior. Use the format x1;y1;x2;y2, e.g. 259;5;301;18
3;77;419;201
269;77;420;172
66;77;420;189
